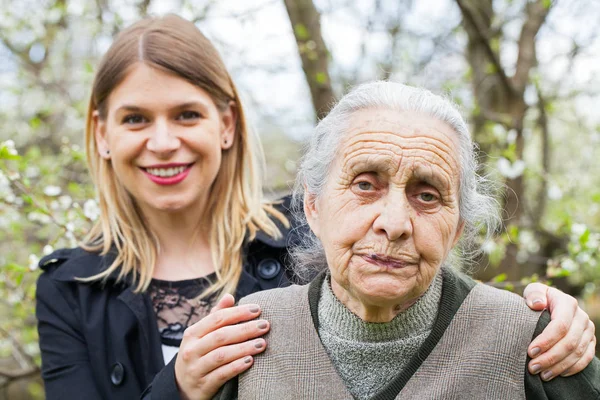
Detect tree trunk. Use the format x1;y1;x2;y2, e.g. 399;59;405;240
455;0;550;281
283;0;335;120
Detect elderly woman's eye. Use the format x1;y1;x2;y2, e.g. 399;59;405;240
419;192;437;202
357;181;373;191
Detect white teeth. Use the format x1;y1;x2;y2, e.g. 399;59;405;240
145;166;186;177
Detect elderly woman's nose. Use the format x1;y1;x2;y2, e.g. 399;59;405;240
372;197;413;241
146;120;180;154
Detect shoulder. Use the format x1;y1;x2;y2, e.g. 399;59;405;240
37;246;115;283
252;194;303;249
239;284;308;308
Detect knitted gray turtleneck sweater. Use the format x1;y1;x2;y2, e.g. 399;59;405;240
318;272;443;400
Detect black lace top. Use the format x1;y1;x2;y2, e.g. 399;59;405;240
147;274;218;347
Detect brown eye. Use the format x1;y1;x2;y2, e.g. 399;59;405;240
176;111;201;121
122;114;147;125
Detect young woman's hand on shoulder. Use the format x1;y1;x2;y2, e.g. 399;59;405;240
174;294;269;400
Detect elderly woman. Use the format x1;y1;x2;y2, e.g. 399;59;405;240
218;82;599;400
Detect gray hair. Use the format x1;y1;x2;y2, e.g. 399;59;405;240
291;81;500;280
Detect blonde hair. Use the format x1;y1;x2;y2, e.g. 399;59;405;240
82;14;287;295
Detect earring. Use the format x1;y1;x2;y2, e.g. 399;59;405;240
106;150;110;155
224;139;228;145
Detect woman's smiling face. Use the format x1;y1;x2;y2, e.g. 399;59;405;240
94;63;236;219
305;108;464;321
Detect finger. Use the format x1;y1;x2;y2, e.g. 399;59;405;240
531;317;594;380
523;282;549;310
195;319;270;357
528;307;588;375
528;288;578;358
185;304;262;339
562;321;596;377
200;337;267;374
211;293;236;313
201;355;256;395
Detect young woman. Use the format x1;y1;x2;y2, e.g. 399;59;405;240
35;14;597;400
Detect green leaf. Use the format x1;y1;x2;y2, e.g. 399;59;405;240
30;116;42;130
579;229;590;246
314;72;328;85
542;0;552;9
294;24;310;41
492;273;507;283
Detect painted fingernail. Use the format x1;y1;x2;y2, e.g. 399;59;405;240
248;305;260;313
254;340;265;349
530;347;541;357
541;371;553;381
257;321;268;330
244;356;252;363
530;364;541;374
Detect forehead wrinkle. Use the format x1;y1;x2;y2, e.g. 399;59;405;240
343;152;402;180
408;158;457;195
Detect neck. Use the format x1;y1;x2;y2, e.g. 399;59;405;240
142;206;215;280
330;279;423;323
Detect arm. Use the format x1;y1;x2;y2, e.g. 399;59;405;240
523;283;597;380
36;273;104;400
524;311;600;400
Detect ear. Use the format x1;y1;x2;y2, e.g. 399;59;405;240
452;219;465;248
303;188;321;239
220;101;237;150
93;111;111;160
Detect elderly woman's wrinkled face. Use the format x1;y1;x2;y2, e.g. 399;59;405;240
305;109;464;321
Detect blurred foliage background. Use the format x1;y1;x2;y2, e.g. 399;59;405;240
1;0;599;398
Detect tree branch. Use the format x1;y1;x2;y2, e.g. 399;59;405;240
283;0;335;120
455;0;514;96
530;82;550;226
511;0;551;93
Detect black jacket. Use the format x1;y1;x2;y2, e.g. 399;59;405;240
36;198;306;400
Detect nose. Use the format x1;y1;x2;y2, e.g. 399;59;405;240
146;119;180;156
372;191;413;241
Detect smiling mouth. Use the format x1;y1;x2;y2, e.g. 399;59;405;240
362;254;418;269
142;164;193;177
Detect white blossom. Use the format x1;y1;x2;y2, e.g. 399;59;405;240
497;158;526;179
43;245;54;255
28;254;40;271
0;170;15;200
571;223;587;238
560;258;578;272
43;185;62;197
83;199;100;221
506;129;517;144
59;195;72;209
2;140;17;156
28;211;51;224
25;166;40;178
547;184;563;200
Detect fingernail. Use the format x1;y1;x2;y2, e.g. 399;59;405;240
530;347;541;357
248;305;260;313
254;340;264;349
244;356;252;363
532;298;544;306
530;364;541;374
541;370;553;381
257;321;268;330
